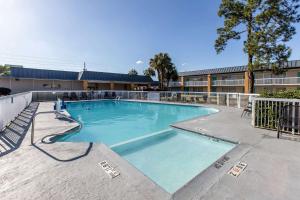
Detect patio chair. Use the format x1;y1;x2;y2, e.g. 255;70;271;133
63;92;69;100
104;92;109;99
277;104;300;138
203;95;208;103
70;92;78;100
112;92;116;99
81;92;88;100
241;102;252;117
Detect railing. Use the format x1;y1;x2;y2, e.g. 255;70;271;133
31;90;259;109
184;81;208;87
0;92;32;130
255;77;300;85
169;81;182;87
31;111;81;144
212;79;245;86
252;97;300;135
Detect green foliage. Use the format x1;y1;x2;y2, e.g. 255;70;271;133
143;68;155;77
165;65;179;87
260;89;300;99
255;102;278;129
147;53;178;90
215;0;300;93
128;68;138;76
0;65;11;76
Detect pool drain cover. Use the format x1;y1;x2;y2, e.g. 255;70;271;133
99;160;120;178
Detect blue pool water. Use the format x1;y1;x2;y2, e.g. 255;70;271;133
112;129;235;193
60;100;218;145
60;100;235;193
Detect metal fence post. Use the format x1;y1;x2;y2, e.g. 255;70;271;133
251;98;256;126
237;94;241;108
292;101;295;135
227;94;230;107
31;118;35;144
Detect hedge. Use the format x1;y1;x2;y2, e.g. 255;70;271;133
260;89;300;99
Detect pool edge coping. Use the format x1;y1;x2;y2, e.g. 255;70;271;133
57;99;245;198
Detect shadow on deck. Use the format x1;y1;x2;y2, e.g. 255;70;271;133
0;102;39;157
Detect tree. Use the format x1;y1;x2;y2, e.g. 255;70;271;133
143;68;156;77
215;0;300;93
128;68;138;76
0;65;11;76
148;53;177;90
165;66;179;88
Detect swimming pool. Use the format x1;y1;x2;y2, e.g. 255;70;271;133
60;100;218;145
60;100;235;193
112;128;235;193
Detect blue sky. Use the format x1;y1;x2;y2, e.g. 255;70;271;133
0;0;299;74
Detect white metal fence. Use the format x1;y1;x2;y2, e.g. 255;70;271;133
0;92;32;130
252;97;300;135
31;90;258;109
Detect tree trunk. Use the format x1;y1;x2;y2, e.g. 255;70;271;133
247;11;254;93
248;70;255;93
159;72;164;90
160;72;165;91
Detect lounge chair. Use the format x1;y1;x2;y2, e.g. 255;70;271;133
70;92;78;100
241;102;252;117
81;92;88;100
104;92;109;99
63;92;69;100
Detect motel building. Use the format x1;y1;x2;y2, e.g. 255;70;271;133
169;60;300;94
0;66;153;94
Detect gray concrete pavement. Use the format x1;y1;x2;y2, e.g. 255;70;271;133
0;102;170;200
1;102;300;200
173;105;300;200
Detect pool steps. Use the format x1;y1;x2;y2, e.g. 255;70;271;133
109;128;173;149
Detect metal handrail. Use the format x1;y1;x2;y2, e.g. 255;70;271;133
31;111;81;144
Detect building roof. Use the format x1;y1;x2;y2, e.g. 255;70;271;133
6;67;153;83
179;60;300;77
10;67;79;80
150;81;159;86
79;71;153;83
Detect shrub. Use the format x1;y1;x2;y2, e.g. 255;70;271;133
260;89;300;99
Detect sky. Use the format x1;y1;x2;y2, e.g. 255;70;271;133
0;0;299;74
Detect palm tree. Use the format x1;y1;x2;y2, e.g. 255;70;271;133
128;68;138;76
143;68;155;77
148;53;177;90
165;66;178;88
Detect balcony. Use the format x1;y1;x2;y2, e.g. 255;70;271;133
255;77;300;85
184;81;208;87
212;79;245;86
169;81;182;87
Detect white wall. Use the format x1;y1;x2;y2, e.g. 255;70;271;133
0;78;83;94
0;92;32;130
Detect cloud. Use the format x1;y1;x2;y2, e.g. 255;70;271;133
181;63;188;66
136;60;144;65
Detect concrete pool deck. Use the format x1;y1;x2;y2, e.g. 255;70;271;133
1;101;300;200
